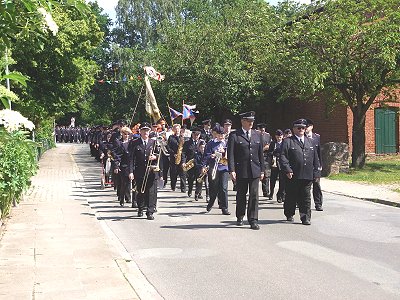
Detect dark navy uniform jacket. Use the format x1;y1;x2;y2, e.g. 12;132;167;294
307;132;322;167
129;138;159;179
279;135;321;180
227;129;265;179
167;134;180;162
181;138;199;164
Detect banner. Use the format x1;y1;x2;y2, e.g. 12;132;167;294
144;76;162;122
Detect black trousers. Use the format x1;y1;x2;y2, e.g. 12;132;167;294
162;154;169;184
270;168;285;200
136;175;157;214
169;162;186;191
186;168;196;196
261;166;270;196
235;178;260;223
119;172;131;204
312;177;323;207
207;170;228;210
284;178;312;221
195;173;209;199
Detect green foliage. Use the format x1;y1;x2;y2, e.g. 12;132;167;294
0;128;38;219
11;4;103;122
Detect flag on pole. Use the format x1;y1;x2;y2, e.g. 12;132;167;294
144;66;165;82
183;103;197;125
144;76;162;122
169;107;183;120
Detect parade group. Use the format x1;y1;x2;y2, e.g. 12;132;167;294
55;111;323;230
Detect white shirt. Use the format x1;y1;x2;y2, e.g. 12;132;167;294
242;128;251;139
295;134;304;144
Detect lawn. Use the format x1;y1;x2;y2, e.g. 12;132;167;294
329;155;400;193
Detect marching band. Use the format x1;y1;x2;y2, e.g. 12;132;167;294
61;111;321;228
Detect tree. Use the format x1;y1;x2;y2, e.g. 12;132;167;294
272;0;400;168
11;4;103;124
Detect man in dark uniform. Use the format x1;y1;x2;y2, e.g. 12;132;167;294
227;111;265;230
200;119;212;142
257;123;272;198
128;122;159;220
279;118;321;225
306;119;323;211
167;124;184;191
181;126;202;199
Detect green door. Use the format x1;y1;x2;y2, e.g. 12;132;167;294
375;108;397;154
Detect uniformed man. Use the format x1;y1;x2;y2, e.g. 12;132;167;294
181;126;202;199
128;122;160;220
279;118;321;225
305;119;323;211
227;111;265;230
200;119;212;142
257;123;272;198
167;124;184;192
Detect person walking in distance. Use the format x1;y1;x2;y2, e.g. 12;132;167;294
279;119;321;225
305;119;323;211
227;111;265;230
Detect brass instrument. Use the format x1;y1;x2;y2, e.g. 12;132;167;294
211;151;222;180
197;166;209;183
157;135;169;156
220;157;228;165
141;141;160;193
182;158;195;171
175;136;184;165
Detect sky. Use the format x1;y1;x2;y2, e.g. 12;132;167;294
95;0;312;23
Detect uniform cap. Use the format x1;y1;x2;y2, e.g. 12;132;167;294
139;122;151;130
239;111;255;121
292;118;308;128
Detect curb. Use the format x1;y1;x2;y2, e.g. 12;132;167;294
322;190;400;208
73;154;164;300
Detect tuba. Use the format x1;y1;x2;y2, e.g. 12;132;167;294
182;158;194;171
175;136;184;165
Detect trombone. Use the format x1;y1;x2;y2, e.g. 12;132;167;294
140;141;160;194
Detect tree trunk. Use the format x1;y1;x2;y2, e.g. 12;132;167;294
351;106;366;169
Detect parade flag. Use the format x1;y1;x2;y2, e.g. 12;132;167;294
144;66;165;82
144;76;162;122
169;107;183;120
182;103;197;125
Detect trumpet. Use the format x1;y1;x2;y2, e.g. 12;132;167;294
182;158;195;171
141;141;160;193
197;166;209;183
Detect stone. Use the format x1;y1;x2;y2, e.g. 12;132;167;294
321;142;349;177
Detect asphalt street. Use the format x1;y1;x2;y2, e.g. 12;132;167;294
74;144;400;300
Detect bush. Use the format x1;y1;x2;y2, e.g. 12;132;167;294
0;128;38;219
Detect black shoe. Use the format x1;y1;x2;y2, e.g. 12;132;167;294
237;217;244;226
138;210;143;217
286;216;294;222
222;209;231;215
277;197;283;203
268;194;273;200
119;199;124;207
147;214;154;220
188;193;192;198
315;206;323;211
171;188;175;192
206;206;212;212
263;193;269;198
198;195;203;199
131;202;138;208
194;196;199;201
126;199;131;203
250;222;260;230
302;220;311;225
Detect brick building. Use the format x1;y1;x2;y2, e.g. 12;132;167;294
264;97;400;154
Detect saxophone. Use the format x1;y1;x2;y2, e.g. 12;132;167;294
175;136;184;165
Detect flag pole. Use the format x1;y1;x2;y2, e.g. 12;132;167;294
182;100;184;126
167;102;174;125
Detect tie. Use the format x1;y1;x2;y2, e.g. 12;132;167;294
300;138;304;147
144;141;147;148
246;131;249;140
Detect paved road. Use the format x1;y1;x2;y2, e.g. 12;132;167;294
74;144;400;300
